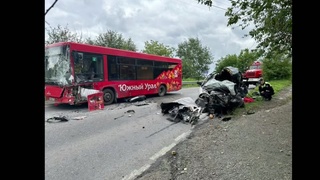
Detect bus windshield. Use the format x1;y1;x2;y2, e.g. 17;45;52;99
45;45;73;85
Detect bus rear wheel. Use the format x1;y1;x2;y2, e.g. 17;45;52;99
103;88;115;105
158;85;167;97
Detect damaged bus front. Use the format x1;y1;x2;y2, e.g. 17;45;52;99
45;43;100;105
45;43;74;105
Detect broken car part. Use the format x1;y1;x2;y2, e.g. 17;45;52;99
46;116;69;123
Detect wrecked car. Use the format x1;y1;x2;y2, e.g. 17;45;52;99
161;66;248;124
195;66;248;117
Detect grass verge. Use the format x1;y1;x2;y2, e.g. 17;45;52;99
232;79;292;116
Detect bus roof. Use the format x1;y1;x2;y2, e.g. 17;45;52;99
46;42;182;63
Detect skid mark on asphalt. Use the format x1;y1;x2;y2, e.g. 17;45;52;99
145;122;179;138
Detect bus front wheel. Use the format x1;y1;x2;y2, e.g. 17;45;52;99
103;88;115;105
158;85;167;97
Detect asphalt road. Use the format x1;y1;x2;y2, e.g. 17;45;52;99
45;87;203;180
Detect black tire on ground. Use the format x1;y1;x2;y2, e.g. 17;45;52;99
158;85;167;97
103;88;115;105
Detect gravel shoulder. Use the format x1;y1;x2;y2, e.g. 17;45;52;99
135;85;292;180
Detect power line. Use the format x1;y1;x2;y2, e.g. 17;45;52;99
45;21;53;30
175;0;227;11
211;4;227;11
214;0;230;7
249;41;256;50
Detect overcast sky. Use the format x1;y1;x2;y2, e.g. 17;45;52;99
45;0;257;72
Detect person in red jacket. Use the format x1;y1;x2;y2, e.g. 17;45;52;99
258;78;275;100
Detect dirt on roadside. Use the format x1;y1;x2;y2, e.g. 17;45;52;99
135;85;292;180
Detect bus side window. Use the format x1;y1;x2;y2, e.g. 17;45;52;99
118;56;136;80
107;55;119;81
119;65;136;80
74;52;103;82
154;62;168;79
137;59;153;80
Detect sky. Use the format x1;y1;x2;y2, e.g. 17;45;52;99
45;0;257;72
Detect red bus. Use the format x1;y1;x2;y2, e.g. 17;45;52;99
45;42;182;105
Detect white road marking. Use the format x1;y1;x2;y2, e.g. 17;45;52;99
150;143;176;161
123;130;193;180
121;164;151;180
175;130;191;142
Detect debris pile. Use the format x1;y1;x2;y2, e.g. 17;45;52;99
46;116;69;123
161;97;202;125
161;66;248;124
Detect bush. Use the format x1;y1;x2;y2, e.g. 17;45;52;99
262;56;292;81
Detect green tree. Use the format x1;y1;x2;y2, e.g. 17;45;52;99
214;54;238;73
93;30;137;51
214;49;259;73
142;40;175;57
85;37;95;45
262;54;292;81
45;24;83;45
177;37;213;79
196;0;292;58
237;49;260;72
122;38;138;52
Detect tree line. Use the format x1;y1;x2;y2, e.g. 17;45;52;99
45;0;292;81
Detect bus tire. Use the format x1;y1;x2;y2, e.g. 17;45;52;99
158;85;167;97
103;88;115;105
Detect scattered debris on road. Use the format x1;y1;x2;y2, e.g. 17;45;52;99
161;97;202;125
126;95;149;106
126;110;135;114
72;116;87;120
46;115;88;123
134;102;149;106
114;115;125;120
128;95;146;102
171;151;177;156
114;109;136;120
46;116;69;123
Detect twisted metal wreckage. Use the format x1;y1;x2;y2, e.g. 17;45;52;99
160;66;249;125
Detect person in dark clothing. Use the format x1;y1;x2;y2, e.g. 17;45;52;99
258;78;275;100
